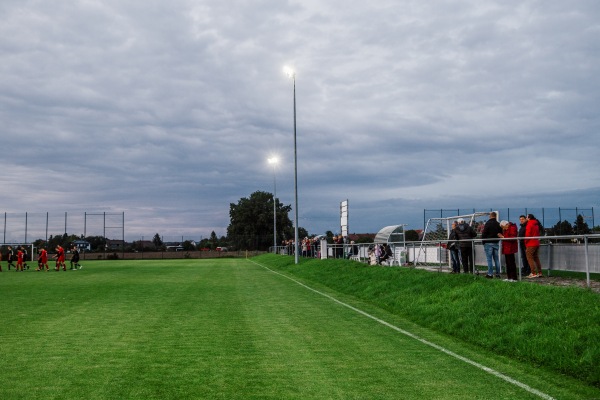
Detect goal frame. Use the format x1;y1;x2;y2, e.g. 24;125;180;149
413;211;497;267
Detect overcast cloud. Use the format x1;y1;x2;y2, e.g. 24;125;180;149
1;0;599;241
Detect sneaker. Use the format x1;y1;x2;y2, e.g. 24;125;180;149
526;274;536;278
537;273;543;278
485;274;493;279
495;274;501;279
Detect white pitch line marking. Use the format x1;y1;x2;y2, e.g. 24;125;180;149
250;260;555;400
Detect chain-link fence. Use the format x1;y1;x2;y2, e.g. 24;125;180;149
424;207;595;235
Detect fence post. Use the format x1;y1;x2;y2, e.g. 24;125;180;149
438;241;442;272
546;242;552;277
584;236;590;289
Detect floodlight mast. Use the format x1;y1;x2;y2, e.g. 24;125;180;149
284;66;299;265
268;157;278;252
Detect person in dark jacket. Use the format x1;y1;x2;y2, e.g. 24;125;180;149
448;221;460;273
454;218;477;273
518;215;531;276
481;212;503;278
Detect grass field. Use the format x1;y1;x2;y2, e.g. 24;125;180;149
1;258;599;399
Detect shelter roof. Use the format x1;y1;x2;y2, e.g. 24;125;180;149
374;225;406;244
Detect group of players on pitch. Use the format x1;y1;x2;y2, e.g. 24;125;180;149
0;244;82;272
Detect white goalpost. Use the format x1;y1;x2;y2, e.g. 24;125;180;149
412;211;497;268
2;243;36;269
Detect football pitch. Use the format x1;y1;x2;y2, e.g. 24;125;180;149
0;258;597;399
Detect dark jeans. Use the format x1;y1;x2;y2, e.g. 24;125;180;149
450;248;460;272
505;253;518;280
519;242;531;275
460;247;474;273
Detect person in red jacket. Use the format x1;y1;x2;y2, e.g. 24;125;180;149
500;220;519;281
524;214;543;278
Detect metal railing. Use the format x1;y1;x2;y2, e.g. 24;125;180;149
270;234;600;288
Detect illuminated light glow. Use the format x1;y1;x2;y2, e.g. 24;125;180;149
283;66;295;78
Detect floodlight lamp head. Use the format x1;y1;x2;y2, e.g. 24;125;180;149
268;157;279;165
283;66;295;79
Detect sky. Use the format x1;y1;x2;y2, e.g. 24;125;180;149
1;0;599;242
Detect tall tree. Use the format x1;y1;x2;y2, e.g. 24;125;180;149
152;233;163;249
573;214;591;235
85;236;107;252
550;220;573;242
227;191;295;250
209;231;218;249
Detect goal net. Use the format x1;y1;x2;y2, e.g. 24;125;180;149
412;211;496;268
1;243;36;269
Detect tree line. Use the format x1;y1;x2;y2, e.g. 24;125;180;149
29;194;599;253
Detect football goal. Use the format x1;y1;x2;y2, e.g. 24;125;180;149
1;243;36;268
412;211;496;268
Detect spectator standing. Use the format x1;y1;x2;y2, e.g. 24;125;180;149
500;220;519;281
454;218;477;273
482;212;503;279
335;235;344;258
312;237;320;258
525;214;543;278
518;215;532;277
301;238;308;257
448;221;460;273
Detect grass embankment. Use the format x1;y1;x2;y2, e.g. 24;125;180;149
254;253;600;388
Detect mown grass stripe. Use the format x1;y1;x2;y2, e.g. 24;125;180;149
251;259;555;400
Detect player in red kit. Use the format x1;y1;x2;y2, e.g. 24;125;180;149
16;247;24;271
37;247;49;271
54;245;66;271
